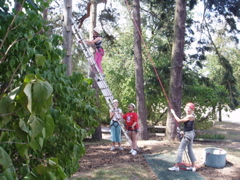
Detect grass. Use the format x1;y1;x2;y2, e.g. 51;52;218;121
70;163;156;180
196;133;225;140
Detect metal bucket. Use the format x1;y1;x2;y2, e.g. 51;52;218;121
204;147;226;168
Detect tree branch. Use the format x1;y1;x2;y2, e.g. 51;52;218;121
0;141;27;145
0;128;15;132
0;111;17;117
0;55;23;98
0;29;43;64
0;0;25;50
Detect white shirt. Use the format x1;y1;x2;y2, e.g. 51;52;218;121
110;108;122;121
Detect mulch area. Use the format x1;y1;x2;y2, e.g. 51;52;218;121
75;122;240;180
76;142;157;179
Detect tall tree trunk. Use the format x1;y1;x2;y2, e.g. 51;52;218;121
166;0;187;140
89;0;102;141
63;0;72;76
132;0;148;140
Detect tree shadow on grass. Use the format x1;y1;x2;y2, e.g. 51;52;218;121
144;153;205;180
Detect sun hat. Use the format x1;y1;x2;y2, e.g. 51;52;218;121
94;27;101;34
130;103;136;109
186;102;195;110
112;99;118;103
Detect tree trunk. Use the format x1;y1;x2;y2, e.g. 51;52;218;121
166;0;187;140
132;0;148;140
218;104;222;121
63;0;72;76
43;0;48;21
212;106;216;120
89;0;102;141
14;0;22;12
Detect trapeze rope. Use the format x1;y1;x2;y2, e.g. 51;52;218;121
124;0;180;127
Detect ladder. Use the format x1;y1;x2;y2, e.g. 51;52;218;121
71;21;132;146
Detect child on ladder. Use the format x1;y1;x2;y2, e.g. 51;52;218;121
123;103;139;156
109;99;124;151
84;27;104;75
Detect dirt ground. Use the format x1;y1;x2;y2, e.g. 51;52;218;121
73;122;240;180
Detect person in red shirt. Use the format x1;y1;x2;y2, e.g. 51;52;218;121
122;103;139;155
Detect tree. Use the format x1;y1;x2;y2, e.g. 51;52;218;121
88;0;102;141
63;0;73;76
77;0;107;28
166;0;187;140
202;28;240;120
132;0;148;140
14;0;22;12
0;1;98;178
43;0;48;20
189;0;240;110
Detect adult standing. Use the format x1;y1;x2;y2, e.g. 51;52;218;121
168;102;197;172
109;99;124;151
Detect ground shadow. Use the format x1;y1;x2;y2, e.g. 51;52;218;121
144;153;205;180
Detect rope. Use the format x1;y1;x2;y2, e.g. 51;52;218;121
123;0;181;128
124;0;172;109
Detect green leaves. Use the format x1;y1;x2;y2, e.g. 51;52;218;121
35;54;46;67
23;74;53;115
0;147;12;170
24;158;67;180
24;83;33;113
32;79;53;104
27;115;44;139
0;87;19;127
0;147;17;180
44;114;55;139
1;1;98;178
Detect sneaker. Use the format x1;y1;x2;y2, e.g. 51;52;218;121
186;167;196;172
110;147;116;151
118;146;124;150
129;149;134;154
168;166;180;171
131;150;137;155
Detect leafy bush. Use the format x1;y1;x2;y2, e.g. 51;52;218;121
0;1;98;179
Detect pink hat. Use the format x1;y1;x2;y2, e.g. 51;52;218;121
186;102;195;110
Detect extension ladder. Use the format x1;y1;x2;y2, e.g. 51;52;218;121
71;21;132;146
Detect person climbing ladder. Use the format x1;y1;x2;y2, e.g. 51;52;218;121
82;27;104;74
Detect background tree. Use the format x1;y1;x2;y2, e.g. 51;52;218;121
29;0;240;143
165;0;187;140
190;0;240;110
63;0;73;76
132;0;148;140
88;0;103;141
201;26;240;121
